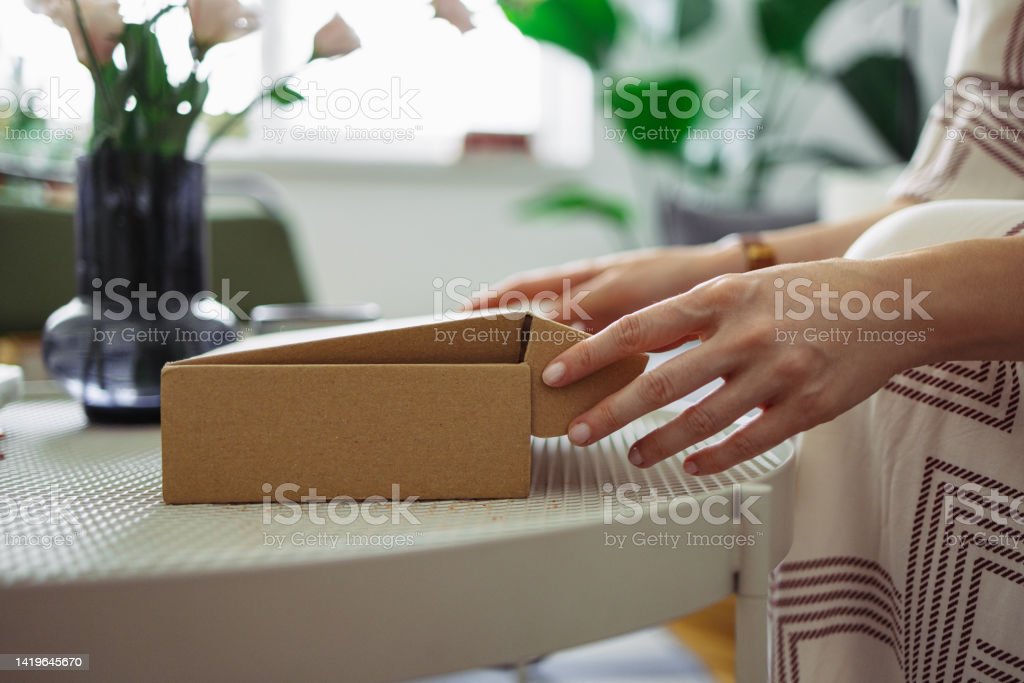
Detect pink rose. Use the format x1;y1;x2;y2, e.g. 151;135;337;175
188;0;260;55
432;0;474;33
312;14;361;60
26;0;124;65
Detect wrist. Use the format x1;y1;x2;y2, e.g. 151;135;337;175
715;232;777;272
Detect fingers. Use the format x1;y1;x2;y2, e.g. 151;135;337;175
542;295;713;388
618;373;776;467
543;271;621;330
679;406;797;475
462;262;602;312
565;344;735;447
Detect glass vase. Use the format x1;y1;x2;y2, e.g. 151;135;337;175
42;150;240;423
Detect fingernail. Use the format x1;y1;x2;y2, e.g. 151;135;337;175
683;460;699;475
628;445;643;467
568;422;591;445
543;361;566;386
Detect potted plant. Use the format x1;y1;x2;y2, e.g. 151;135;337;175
500;0;925;244
32;0;361;421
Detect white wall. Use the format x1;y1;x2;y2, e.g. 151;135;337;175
211;148;633;318
209;0;958;320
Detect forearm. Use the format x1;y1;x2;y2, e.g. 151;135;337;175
764;197;921;264
876;236;1024;365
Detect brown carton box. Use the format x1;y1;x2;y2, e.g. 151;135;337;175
161;313;647;503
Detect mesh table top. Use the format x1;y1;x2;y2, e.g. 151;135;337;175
0;396;792;587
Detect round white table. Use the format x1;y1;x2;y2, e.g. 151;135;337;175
0;388;794;682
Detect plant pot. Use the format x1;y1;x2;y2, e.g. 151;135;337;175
659;197;818;246
42;151;239;423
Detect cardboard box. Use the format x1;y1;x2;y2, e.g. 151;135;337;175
161;313;647;503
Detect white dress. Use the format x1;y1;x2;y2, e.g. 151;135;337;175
769;2;1024;681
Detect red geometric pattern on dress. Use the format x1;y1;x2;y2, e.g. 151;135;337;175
771;557;904;681
1004;1;1024;83
893;72;1024;200
883;361;1020;433
771;458;1024;683
898;363;1006;408
933;360;992;382
975;639;1024;674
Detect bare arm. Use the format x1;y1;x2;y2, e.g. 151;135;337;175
753;196;921;265
540;234;1024;475
468;197;921;331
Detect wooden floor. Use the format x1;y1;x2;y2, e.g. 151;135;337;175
669;597;736;683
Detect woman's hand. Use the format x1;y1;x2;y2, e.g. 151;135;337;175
464;245;744;332
541;258;933;475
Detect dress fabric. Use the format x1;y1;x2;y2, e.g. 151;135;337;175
770;2;1024;681
890;0;1024;202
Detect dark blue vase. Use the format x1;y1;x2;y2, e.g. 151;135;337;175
42;151;239;423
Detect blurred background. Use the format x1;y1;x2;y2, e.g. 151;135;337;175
0;1;962;678
0;0;956;335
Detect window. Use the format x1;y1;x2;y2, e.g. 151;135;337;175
219;0;591;165
0;0;591;166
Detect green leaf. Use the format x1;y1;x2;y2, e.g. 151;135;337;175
269;83;304;106
500;0;618;70
117;22;175;153
836;53;922;161
609;74;703;156
755;0;836;66
676;0;713;41
519;185;632;232
90;61;124;152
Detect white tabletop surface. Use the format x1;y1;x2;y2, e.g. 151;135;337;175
0;326;794;682
0;392;789;586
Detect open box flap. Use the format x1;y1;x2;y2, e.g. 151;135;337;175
165;312;647;437
169;314;525;366
520;315;648;437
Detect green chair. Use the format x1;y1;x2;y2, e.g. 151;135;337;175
0;173;310;334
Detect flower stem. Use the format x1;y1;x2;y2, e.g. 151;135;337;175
196;90;264;161
71;0;115;133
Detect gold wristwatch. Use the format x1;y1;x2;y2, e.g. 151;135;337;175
719;232;777;271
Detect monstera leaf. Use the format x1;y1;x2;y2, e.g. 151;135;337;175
836;53;923;161
500;0;619;69
676;0;714;41
609;75;704;156
519;184;632;232
756;0;836;66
